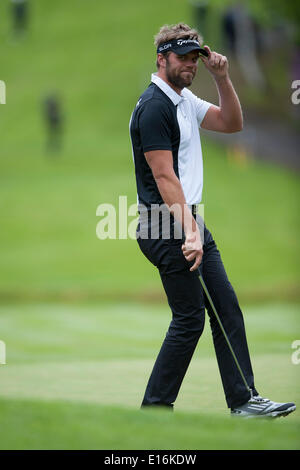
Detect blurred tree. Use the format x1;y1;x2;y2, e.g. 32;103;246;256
236;0;300;43
207;0;300;41
250;1;300;24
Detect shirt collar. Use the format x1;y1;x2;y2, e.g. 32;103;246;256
151;73;183;106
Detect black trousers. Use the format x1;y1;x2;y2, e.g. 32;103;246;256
137;222;258;409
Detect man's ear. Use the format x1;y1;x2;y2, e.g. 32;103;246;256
157;53;166;69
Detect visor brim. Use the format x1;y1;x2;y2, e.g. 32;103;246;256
173;46;208;56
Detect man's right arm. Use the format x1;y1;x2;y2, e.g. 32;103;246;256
145;149;203;271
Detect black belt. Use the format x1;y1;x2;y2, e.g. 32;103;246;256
191;204;198;217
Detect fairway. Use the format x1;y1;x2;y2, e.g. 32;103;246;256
0;301;299;449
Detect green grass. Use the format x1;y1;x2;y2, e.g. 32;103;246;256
0;398;299;450
0;301;299;449
0;0;299;452
0;0;299;303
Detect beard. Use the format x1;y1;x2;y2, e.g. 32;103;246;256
165;60;195;90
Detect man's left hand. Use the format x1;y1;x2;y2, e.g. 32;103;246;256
200;46;229;78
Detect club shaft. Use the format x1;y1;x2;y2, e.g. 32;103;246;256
199;274;252;395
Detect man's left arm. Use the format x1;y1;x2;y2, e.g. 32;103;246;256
200;46;243;133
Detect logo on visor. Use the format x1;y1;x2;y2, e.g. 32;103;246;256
177;39;199;46
158;43;172;52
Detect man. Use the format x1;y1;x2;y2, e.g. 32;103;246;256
129;23;296;418
11;0;28;37
43;93;64;153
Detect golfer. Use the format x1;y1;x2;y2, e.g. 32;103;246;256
129;23;295;418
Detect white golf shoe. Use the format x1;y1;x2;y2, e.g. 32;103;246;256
231;395;296;418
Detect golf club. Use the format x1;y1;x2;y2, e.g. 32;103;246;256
198;273;254;399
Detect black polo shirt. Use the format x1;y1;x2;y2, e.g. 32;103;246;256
129;73;212;209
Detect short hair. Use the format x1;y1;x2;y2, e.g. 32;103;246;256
154;22;203;47
154;22;203;69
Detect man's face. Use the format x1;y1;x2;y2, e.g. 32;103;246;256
164;51;199;89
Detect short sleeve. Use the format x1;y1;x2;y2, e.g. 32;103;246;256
195;97;213;126
183;88;213;127
138;99;173;153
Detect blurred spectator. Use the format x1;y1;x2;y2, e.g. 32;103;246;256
43;93;64;154
189;0;209;40
221;2;266;90
222;7;236;53
11;0;28;37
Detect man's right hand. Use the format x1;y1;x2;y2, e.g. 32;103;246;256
181;229;203;272
144;149;204;272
